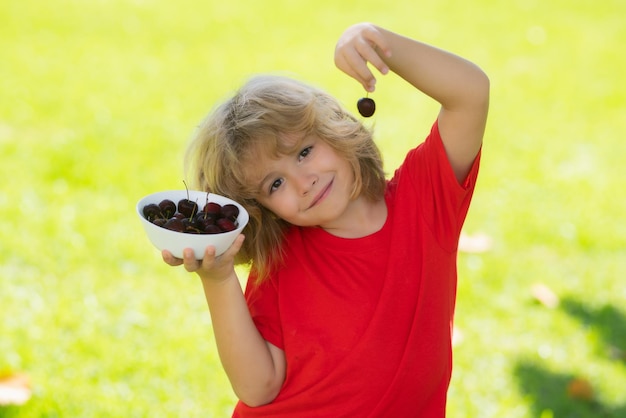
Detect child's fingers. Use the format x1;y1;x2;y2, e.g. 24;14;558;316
199;234;243;270
361;25;392;62
356;40;390;76
337;48;377;91
352;24;391;73
196;245;216;271
352;42;389;92
335;32;391;91
182;247;205;272
162;249;183;266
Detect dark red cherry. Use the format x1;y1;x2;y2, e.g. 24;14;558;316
158;199;177;219
217;218;237;232
143;203;162;222
203;202;222;217
178;199;198;218
203;225;222;234
163;218;185;232
357;97;375;117
195;212;216;229
152;218;167;227
220;204;240;221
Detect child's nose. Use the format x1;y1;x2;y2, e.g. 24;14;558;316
297;173;317;195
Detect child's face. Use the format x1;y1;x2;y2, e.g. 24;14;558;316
248;134;356;229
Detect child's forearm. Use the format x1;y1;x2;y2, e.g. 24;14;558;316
201;273;284;407
377;27;488;112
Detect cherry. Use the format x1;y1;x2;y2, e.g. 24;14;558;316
203;202;222;217
143;203;162;221
178;179;199;218
195;212;216;229
217;218;237;232
203;225;222;234
221;204;239;221
142;189;241;235
163;218;185;232
152;218;167;227
159;199;176;219
178;199;198;218
357;97;375;117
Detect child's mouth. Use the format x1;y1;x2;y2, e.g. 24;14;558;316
308;179;333;209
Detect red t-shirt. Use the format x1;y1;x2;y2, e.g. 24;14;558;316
234;121;480;417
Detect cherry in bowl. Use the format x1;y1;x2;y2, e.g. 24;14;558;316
137;190;249;259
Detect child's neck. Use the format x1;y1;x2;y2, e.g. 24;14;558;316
321;197;387;239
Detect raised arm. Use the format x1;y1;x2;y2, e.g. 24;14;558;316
334;23;490;182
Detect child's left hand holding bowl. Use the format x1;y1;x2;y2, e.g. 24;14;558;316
162;234;245;283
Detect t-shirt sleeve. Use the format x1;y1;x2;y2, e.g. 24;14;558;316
244;269;284;349
390;120;481;251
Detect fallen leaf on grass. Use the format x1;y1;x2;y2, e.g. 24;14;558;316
0;372;32;406
608;345;626;361
531;283;560;309
566;377;594;401
458;232;493;253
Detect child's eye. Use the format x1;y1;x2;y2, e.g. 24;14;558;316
298;146;313;161
269;178;284;194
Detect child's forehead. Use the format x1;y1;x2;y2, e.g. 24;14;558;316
241;133;304;179
241;154;281;192
275;131;306;148
252;132;305;158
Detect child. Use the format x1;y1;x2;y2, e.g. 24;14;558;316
163;22;489;417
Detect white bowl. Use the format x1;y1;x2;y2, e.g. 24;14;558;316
137;190;249;259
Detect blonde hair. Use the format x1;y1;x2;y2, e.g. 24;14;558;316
185;75;386;282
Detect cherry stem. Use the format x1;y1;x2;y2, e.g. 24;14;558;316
183;180;190;200
190;200;198;221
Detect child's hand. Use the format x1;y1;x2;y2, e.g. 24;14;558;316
161;234;245;283
334;23;392;92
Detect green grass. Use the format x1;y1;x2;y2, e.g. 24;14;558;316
1;0;625;416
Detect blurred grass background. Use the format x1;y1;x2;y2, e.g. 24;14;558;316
1;0;624;416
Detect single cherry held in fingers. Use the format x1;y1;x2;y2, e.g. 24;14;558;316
357;95;376;117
